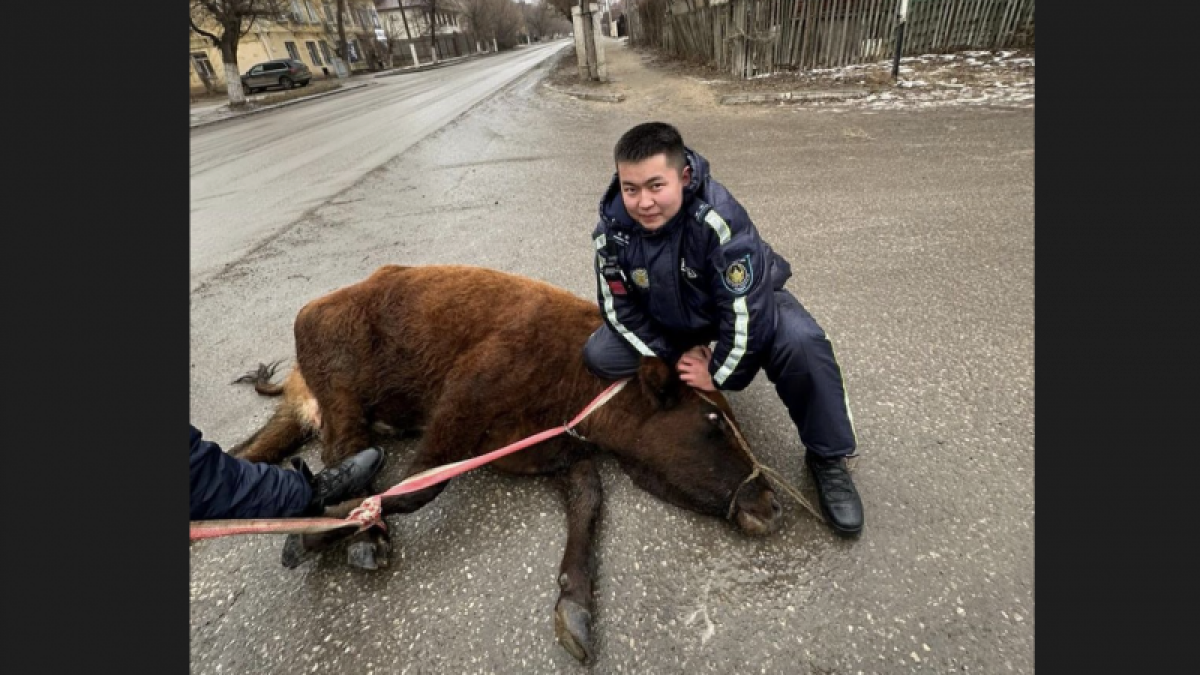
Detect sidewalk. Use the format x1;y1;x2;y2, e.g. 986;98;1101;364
189;81;371;129
374;49;494;79
189;49;498;130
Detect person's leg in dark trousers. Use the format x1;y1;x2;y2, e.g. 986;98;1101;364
190;425;385;521
583;324;644;380
190;426;312;520
762;290;864;536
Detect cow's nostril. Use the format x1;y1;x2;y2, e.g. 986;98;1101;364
770;496;782;516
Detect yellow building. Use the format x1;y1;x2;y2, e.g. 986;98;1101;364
190;1;386;96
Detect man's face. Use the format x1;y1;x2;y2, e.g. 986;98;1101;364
617;153;691;231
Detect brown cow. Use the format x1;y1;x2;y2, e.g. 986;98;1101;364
230;264;781;662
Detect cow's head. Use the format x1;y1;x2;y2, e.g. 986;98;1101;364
598;358;782;536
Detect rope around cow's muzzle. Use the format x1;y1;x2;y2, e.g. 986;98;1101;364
698;391;858;526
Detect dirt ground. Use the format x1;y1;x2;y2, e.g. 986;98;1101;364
548;36;1034;111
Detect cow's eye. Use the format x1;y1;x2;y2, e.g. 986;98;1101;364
706;412;725;428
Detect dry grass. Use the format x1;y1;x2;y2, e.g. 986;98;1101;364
642;47;1034;98
253;80;343;105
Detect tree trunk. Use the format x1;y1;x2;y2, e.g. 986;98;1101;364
428;5;439;62
221;34;246;106
337;0;350;74
400;6;413;40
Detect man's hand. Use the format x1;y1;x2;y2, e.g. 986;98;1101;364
676;345;716;392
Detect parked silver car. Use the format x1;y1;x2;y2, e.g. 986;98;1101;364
240;59;312;93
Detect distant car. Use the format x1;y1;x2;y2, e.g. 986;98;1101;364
241;59;312;93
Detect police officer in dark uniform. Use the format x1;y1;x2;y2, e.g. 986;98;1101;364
583;122;864;537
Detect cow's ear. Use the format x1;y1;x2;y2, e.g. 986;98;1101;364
638;357;680;410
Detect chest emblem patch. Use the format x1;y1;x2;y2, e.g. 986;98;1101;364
631;268;651;290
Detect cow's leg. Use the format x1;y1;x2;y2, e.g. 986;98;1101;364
554;455;603;663
317;388;373;466
276;383;379;569
229;406;310;464
339;454;453;572
341;411;491;569
284;381;490;570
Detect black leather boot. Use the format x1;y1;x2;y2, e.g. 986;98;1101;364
805;454;864;537
291;447;385;516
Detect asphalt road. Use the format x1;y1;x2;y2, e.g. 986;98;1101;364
189;40;570;292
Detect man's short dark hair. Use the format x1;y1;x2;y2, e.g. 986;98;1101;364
614;122;687;172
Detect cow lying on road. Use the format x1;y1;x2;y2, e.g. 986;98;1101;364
231;265;782;661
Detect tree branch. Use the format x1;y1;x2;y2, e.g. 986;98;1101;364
189;17;222;46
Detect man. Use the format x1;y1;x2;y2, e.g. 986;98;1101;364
583;122;864;536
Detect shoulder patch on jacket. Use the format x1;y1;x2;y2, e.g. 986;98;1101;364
722;255;754;295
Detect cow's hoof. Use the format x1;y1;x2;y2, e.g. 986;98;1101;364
554;598;592;662
347;539;382;570
281;534;316;569
371;532;391;567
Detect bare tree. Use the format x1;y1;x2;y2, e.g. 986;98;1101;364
545;0;574;21
328;0;383;72
336;0;350;69
521;0;555;40
491;0;521;48
454;0;490;50
382;11;410;65
190;0;288;106
456;0;521;50
416;0;442;60
396;2;414;42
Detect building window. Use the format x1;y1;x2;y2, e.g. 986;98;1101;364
304;0;319;23
306;41;323;65
192;52;215;78
285;41;301;61
323;1;336;23
320;40;333;63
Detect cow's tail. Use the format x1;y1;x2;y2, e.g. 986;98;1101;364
229;365;321;463
232;360;287;396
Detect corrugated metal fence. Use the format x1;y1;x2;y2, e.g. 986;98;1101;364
628;0;1034;78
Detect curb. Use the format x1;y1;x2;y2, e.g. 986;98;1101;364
189;82;372;130
543;83;625;103
375;52;491;78
720;89;870;105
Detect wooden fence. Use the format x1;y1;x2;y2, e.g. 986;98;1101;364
629;0;1034;78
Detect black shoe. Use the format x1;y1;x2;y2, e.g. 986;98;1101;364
293;447;385;515
805;454;864;537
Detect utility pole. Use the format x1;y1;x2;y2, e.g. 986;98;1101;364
579;0;598;80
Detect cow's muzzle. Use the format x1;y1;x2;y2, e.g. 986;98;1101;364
730;474;782;536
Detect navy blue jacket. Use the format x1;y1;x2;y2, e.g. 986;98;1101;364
591;149;792;391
